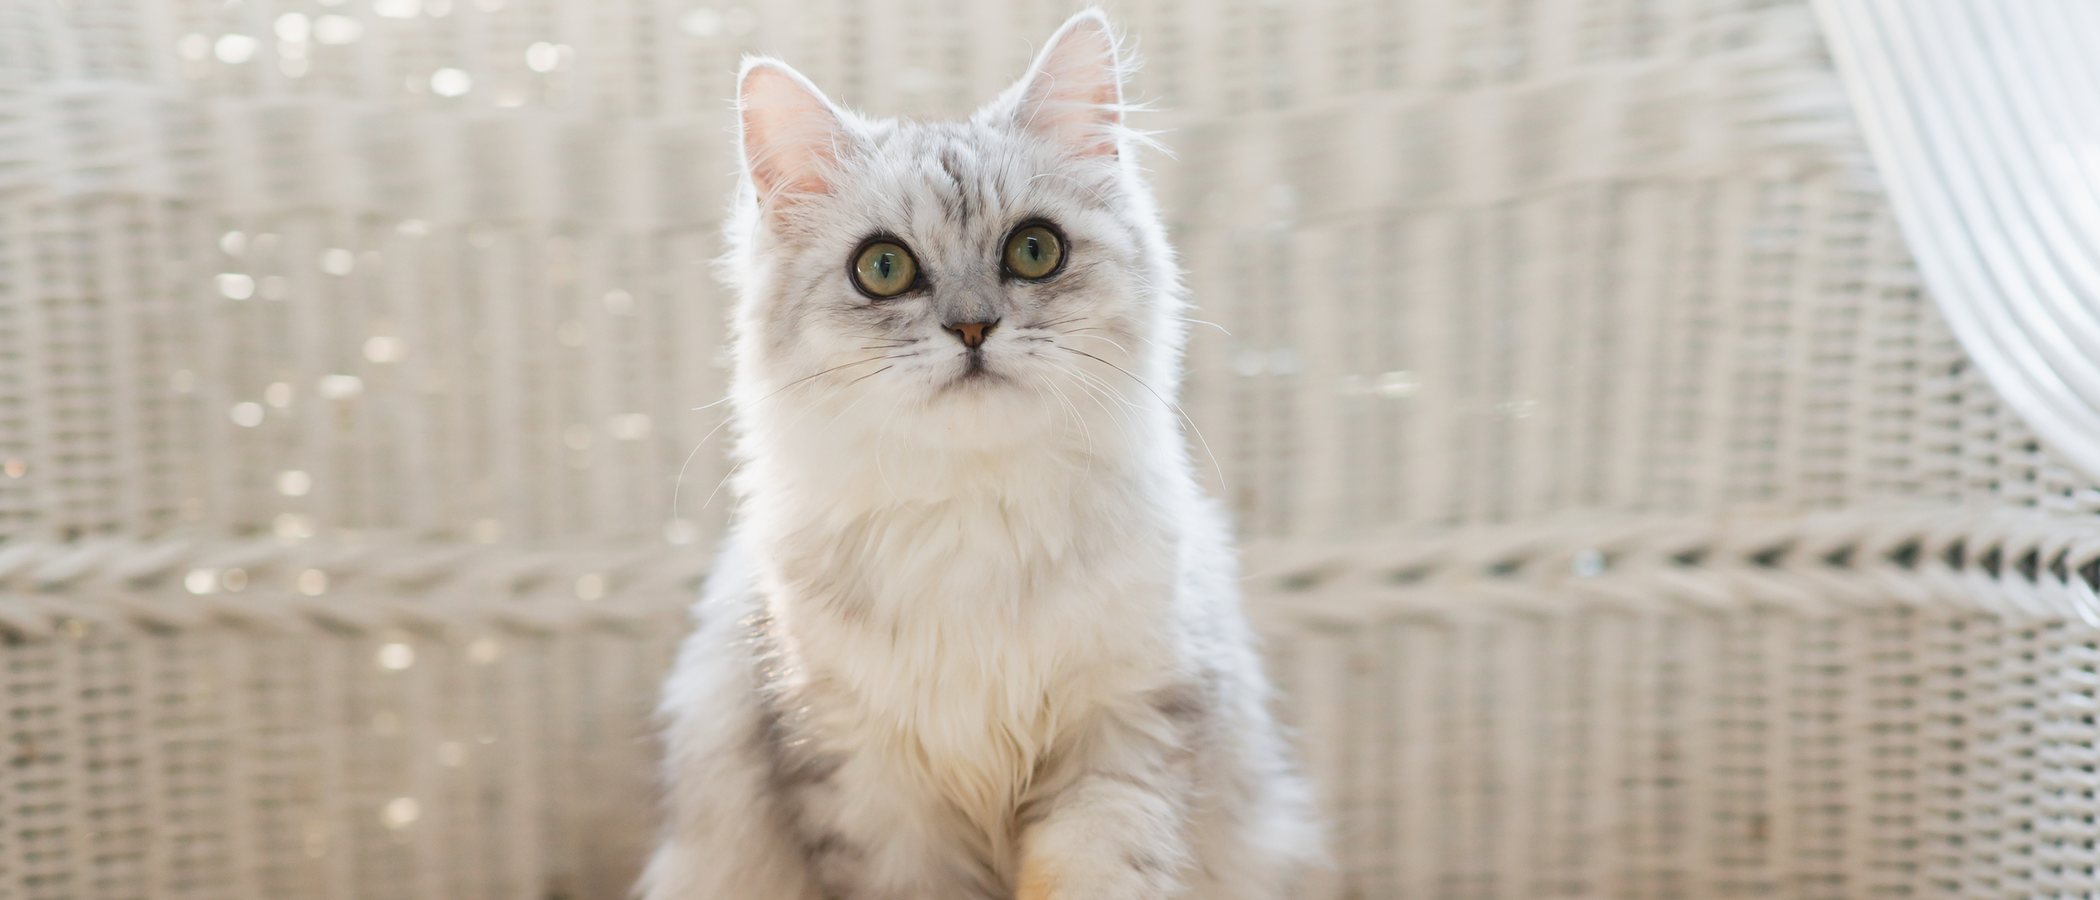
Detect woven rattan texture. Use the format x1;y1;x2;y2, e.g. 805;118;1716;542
2;0;2092;548
0;539;693;900
5;0;2099;898
7;514;2100;898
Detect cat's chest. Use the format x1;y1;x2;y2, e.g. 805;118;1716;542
801;579;1162;866
792;527;1173;734
766;487;1175;649
765;495;1177;836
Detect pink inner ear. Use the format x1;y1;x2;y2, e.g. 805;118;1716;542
1017;15;1124;158
740;63;847;201
746;119;836;198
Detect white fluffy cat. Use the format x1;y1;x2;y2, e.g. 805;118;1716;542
640;10;1319;899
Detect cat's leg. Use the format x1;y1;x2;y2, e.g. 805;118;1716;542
1015;675;1322;900
1020;776;1319;900
637;724;823;899
636;617;822;900
637;822;815;900
776;743;1009;900
1015;711;1198;900
1016;775;1192;900
1175;776;1324;900
1176;698;1325;900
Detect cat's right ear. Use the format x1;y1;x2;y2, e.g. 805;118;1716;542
737;58;852;206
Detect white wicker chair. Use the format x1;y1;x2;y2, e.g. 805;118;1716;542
2;0;2095;897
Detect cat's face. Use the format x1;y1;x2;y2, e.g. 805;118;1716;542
726;11;1179;459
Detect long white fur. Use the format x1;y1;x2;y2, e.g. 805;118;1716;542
640;10;1319;899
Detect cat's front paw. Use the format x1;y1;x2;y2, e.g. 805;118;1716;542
1015;850;1180;900
1015;855;1059;900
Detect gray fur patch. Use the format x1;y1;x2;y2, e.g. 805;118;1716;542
937;146;972;226
1150;679;1211;724
745;613;856;896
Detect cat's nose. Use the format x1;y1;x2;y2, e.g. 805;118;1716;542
945;319;997;350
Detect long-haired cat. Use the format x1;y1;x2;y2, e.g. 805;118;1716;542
640;10;1319;898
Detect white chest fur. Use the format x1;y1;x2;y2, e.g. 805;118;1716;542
748;451;1184;847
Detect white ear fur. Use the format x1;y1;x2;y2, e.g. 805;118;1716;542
738;58;853;203
1010;9;1126;158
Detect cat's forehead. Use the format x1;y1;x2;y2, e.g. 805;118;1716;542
830;118;1106;234
857;120;1029;186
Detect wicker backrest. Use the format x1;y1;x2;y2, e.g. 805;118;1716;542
2;0;2089;551
5;1;2099;898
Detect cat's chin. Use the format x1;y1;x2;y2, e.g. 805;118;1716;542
895;381;1076;452
935;366;1011;394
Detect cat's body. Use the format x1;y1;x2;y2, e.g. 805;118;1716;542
641;11;1318;899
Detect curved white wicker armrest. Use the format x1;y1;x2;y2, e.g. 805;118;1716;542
1817;0;2100;480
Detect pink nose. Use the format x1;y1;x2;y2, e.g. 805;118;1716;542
947;320;996;349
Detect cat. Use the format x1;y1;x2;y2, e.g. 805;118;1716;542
639;10;1320;899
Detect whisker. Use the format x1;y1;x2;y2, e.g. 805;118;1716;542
1055;361;1149;439
673;352;903;518
841;364;894;389
1087;329;1164;354
1059;361;1146;415
1057;364;1145;438
671;409;743;503
1057;345;1227;493
1021;377;1079;453
1059;330;1134;357
696;458;746;513
697;367;854;513
691;355;890;412
1040;376;1095;478
1174;316;1231;337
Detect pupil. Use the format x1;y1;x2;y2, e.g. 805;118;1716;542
1027;238;1041;259
877;255;892;277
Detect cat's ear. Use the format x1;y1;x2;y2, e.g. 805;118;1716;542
738;58;853;203
1008;9;1126;159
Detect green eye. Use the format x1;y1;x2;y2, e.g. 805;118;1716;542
1002;224;1065;280
852;241;918;298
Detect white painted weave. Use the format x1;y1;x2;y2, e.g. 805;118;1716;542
0;0;2094;897
1817;0;2100;484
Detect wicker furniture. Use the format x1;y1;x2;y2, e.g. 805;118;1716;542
3;0;2095;896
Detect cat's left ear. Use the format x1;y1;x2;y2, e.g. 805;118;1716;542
738;57;855;205
1007;9;1126;159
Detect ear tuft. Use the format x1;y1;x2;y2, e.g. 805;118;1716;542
1011;9;1126;158
738;58;852;203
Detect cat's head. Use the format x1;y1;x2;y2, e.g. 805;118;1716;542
724;10;1181;467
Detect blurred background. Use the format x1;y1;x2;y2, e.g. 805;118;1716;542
5;0;2100;897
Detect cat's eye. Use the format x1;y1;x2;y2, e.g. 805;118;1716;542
1002;223;1066;280
852;240;919;298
